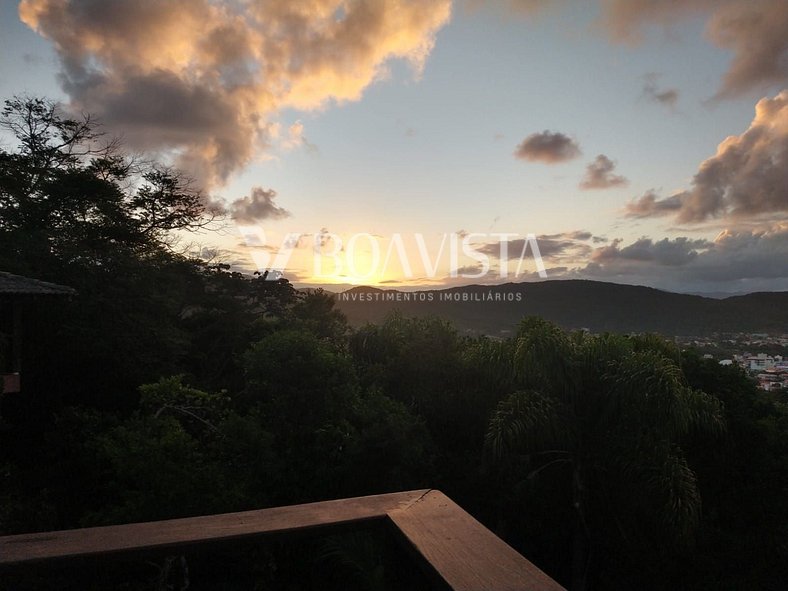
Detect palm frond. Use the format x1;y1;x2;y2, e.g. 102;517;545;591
654;450;702;544
605;351;694;437
514;317;575;396
613;442;701;546
627;333;682;365
485;389;566;461
678;387;726;437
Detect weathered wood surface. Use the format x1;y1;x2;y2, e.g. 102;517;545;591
0;490;427;565
0;488;565;590
388;490;565;591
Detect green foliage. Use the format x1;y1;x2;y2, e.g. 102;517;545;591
291;288;349;342
244;329;358;427
344;388;432;494
349;313;490;449
487;390;561;461
139;375;230;433
240;328;431;502
676;352;788;589
487;319;726;588
1;96;786;590
88;414;221;523
0;97;216;412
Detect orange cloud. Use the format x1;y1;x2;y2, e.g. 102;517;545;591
625;91;788;223
19;0;452;190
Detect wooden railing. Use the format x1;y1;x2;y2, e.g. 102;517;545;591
0;489;565;590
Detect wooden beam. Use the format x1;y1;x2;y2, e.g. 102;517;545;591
0;489;565;590
389;490;565;590
0;490;427;566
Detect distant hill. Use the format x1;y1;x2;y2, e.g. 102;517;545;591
332;280;788;336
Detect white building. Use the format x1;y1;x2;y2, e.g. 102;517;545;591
747;354;775;371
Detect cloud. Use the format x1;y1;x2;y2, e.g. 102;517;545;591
624;190;684;218
541;230;594;241
554;224;788;291
688;224;788;281
464;225;788;292
579;154;629;190
464;0;564;18
518;266;570;281
591;236;711;266
280;120;318;153
706;1;788;99
22;53;44;65
598;0;716;44
625;91;788;223
18;0;452;191
514;131;581;163
598;0;788;98
642;74;679;108
453;263;486;275
231;187;290;223
478;233;592;262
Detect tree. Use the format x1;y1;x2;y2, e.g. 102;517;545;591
291;288;349;343
486;318;725;590
0;96;210;274
0;96;222;413
678;352;788;589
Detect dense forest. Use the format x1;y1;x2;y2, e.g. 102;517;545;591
1;97;787;590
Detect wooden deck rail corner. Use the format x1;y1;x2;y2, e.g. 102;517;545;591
0;489;565;591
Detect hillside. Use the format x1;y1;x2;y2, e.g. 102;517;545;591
332;280;788;336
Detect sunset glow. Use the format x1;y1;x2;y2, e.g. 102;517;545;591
1;0;786;293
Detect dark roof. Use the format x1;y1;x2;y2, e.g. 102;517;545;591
0;272;76;296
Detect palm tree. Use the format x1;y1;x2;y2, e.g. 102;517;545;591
486;318;725;591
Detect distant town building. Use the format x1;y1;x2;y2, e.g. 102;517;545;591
747;353;775;371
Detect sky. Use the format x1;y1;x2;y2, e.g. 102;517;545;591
1;0;787;294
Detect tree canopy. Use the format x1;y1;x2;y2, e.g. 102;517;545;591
1;96;786;590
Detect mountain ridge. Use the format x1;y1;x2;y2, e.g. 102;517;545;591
331;279;787;336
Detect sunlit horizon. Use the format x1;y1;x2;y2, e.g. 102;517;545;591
2;0;786;294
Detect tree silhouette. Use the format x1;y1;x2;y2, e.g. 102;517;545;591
486;318;725;590
0;96;212;269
